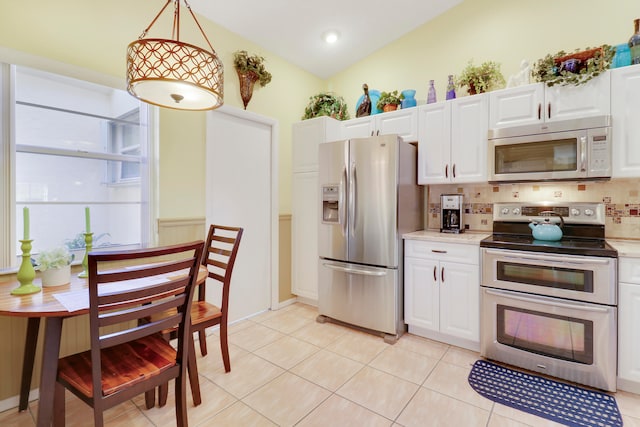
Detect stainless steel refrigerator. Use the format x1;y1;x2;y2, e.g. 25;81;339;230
318;134;423;342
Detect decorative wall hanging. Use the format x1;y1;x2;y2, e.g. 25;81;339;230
233;50;272;109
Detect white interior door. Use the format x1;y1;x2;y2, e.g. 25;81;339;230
206;106;278;322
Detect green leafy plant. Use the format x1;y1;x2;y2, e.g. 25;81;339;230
37;247;74;271
376;90;404;110
302;92;350;121
531;45;614;87
64;232;111;250
455;60;506;94
233;50;272;87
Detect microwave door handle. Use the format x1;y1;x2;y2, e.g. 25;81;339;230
484;289;610;314
580;136;587;172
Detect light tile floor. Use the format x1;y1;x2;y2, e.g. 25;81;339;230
3;302;640;426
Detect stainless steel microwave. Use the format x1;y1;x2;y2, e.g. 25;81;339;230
488;116;611;183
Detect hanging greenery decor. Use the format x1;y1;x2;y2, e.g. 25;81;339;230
302;92;350;121
232;50;272;87
532;45;614;87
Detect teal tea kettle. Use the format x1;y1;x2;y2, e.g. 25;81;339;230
528;211;565;241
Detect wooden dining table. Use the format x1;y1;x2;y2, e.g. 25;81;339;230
0;265;208;427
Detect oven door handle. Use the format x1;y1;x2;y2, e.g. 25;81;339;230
483;249;612;265
484;288;611;313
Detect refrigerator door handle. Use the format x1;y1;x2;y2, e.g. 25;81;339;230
349;161;357;237
322;262;387;277
340;167;347;236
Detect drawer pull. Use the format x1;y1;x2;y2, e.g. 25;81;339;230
431;249;447;254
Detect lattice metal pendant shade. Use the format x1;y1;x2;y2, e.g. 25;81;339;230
126;0;224;111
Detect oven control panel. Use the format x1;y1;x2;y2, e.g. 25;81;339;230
493;202;605;225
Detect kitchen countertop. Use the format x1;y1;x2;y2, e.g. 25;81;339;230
403;230;490;244
607;239;640;258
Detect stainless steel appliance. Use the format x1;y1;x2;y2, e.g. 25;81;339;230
488;116;611;183
480;202;618;391
318;135;423;342
440;194;464;233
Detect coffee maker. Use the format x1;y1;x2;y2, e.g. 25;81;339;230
440;194;464;233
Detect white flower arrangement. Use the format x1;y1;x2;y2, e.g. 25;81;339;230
37;247;74;271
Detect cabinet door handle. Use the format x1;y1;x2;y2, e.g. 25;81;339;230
452;163;456;178
441;267;445;283
370;130;374;136
538;103;541;120
433;266;437;282
548;103;551;119
376;129;380;136
445;164;449;178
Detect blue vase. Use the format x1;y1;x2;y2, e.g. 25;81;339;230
401;89;416;109
613;43;631;68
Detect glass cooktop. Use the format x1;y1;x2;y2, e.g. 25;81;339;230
480;233;618;258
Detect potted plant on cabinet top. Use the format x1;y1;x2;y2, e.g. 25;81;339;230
531;45;614;87
376;90;404;112
302;92;350;121
455;60;506;95
37;247;74;287
233;50;272;109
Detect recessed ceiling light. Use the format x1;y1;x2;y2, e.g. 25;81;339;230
323;31;340;44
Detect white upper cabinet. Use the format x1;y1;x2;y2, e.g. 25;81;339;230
488;83;544;128
611;64;640;178
489;72;611;129
341;116;375;139
418;94;488;184
341;108;419;142
292;117;341;172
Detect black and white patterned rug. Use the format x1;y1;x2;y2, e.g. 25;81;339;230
468;360;623;427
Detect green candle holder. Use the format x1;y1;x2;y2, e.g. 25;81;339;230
12;239;41;295
78;232;93;278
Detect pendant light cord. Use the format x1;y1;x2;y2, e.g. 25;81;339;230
136;0;216;54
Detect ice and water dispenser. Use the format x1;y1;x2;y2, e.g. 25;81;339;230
322;185;340;223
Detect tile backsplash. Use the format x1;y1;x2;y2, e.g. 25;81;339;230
425;179;640;240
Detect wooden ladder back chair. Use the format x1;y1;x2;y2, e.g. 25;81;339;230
197;224;244;368
157;224;243;408
53;241;204;427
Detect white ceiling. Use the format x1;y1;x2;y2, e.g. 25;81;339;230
189;0;463;79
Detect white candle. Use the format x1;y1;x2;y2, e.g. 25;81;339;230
85;206;91;233
23;207;30;240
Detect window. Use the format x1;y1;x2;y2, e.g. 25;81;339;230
1;64;155;269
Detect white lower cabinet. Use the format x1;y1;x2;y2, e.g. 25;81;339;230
404;239;480;350
618;256;640;393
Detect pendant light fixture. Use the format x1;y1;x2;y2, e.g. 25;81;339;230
126;0;224;111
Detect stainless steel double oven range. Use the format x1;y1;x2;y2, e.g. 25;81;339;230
480;202;618;391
